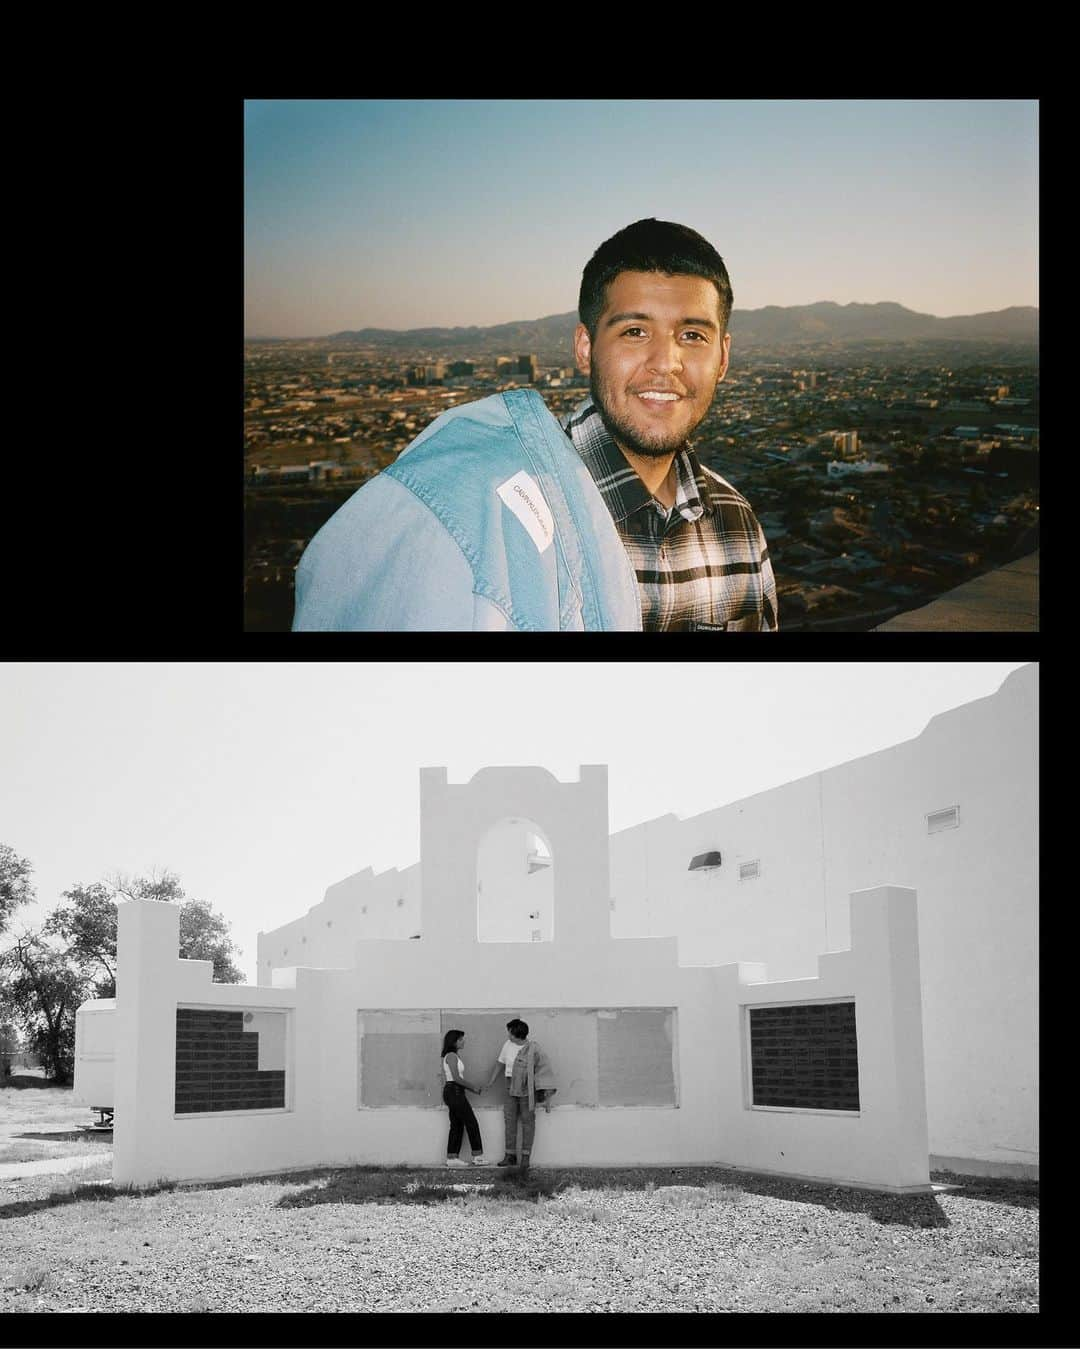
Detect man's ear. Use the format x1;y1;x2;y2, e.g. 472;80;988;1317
573;322;592;376
716;331;731;384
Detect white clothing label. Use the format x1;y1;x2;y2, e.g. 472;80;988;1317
496;471;554;554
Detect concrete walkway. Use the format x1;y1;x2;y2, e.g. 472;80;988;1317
874;551;1038;631
0;1151;111;1181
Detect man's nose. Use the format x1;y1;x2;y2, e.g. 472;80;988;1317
645;336;683;375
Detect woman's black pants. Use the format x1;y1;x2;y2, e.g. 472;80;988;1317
443;1082;483;1156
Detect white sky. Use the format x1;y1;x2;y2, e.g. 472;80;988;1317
1;662;1031;981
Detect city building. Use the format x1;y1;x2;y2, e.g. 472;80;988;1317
827;460;891;477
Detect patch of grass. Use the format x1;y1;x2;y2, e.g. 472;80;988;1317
3;1264;52;1293
0;1141;51;1164
0;1082;101;1138
706;1182;748;1204
548;1186;612;1224
969;1231;1039;1259
0;1175;166;1221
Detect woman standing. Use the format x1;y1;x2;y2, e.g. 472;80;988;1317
441;1029;488;1167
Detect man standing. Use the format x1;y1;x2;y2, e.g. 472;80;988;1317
485;1018;556;1172
564;217;777;631
291;216;773;632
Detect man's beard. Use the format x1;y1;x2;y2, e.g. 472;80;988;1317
589;369;704;460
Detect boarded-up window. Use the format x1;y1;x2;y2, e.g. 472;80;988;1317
597;1009;676;1107
356;1007;675;1109
357;1010;442;1109
749;1002;859;1111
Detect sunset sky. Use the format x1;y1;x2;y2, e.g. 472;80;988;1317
244;99;1038;338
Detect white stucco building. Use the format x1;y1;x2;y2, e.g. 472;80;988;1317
258;664;1037;1179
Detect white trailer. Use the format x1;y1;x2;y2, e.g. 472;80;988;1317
72;998;116;1127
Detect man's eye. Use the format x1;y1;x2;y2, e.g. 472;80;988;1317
622;327;646;338
682;331;708;342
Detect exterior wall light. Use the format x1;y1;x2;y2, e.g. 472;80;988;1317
688;851;723;872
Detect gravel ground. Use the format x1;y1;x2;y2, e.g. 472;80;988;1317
0;1163;1038;1314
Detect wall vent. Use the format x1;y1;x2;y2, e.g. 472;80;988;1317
739;860;761;881
927;806;959;834
530;929;542;942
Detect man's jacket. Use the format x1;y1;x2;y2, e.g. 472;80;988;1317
292;388;642;631
509;1039;557;1111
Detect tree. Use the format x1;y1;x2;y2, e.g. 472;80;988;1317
45;869;244;999
0;933;92;1083
44;883;117;997
177;899;245;983
2;860;244;1082
0;844;34;935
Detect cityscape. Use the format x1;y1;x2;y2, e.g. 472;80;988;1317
244;322;1038;632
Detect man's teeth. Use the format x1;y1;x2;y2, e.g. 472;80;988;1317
638;392;679;401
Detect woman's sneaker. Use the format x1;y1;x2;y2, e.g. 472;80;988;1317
446;1157;468;1168
470;1155;491;1166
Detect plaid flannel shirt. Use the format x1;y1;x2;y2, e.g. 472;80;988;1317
562;399;778;632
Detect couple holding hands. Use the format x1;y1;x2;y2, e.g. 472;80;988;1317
440;1018;557;1172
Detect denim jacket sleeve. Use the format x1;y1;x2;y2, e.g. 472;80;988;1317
292;474;515;630
290;390;642;632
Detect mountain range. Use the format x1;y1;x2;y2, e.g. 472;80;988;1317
325;301;1037;352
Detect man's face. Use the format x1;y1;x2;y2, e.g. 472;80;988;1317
574;270;730;460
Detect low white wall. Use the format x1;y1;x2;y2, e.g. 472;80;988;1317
112;883;928;1193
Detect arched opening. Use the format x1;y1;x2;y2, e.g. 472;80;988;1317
476;816;554;943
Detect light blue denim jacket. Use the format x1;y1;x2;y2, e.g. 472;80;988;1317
292;388;642;631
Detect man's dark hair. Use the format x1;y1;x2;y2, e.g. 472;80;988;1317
507;1018;529;1039
578;218;733;338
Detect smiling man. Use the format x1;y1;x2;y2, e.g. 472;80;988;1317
564;218;777;631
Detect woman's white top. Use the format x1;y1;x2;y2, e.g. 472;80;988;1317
443;1053;464;1082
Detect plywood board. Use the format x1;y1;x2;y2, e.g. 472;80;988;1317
357;1007;675;1110
597;1008;676;1107
358;1011;442;1109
